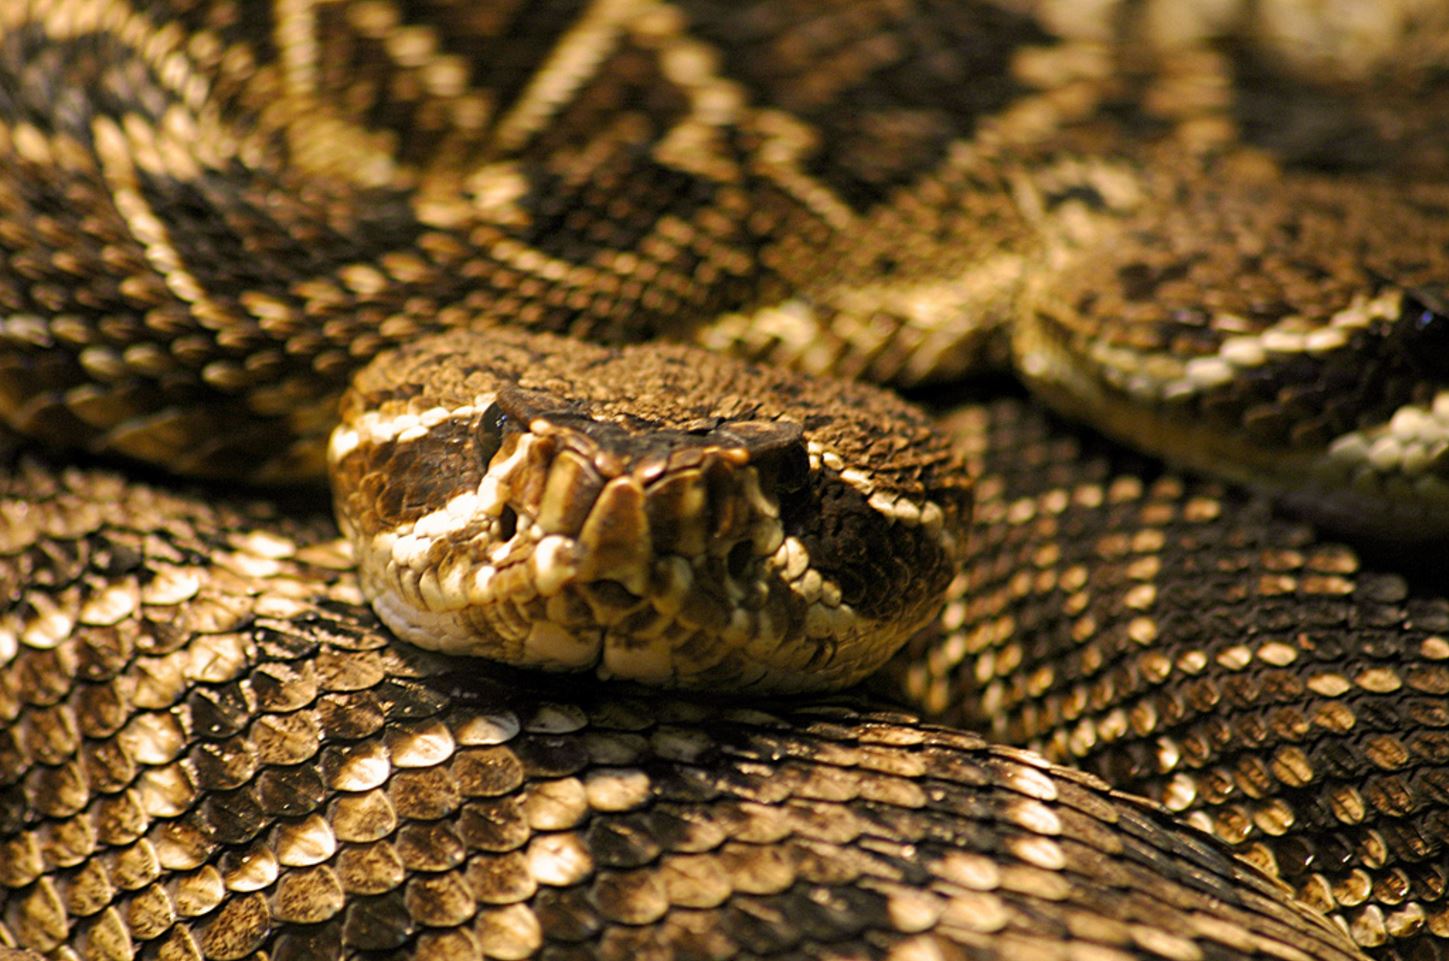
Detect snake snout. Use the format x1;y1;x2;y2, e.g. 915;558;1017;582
478;408;820;685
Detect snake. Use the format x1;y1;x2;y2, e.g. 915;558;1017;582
2;0;1449;958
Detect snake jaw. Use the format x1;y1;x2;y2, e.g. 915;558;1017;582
331;329;969;693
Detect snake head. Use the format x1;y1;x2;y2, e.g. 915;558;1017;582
328;328;970;693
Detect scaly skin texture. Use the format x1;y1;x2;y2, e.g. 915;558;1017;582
0;440;1366;961
895;398;1449;960
2;0;1449;519
3;1;1449;959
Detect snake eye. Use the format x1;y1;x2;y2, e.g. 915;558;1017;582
1396;286;1449;377
477;401;507;466
720;421;810;495
772;442;811;494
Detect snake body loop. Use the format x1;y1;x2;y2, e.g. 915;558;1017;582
3;1;1449;959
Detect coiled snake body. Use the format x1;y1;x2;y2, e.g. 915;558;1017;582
3;1;1449;958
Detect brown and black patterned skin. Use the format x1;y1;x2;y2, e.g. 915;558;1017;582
6;0;1449;503
0;443;1368;961
895;399;1449;961
5;0;1449;959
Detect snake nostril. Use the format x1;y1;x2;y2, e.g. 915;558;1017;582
498;505;518;540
